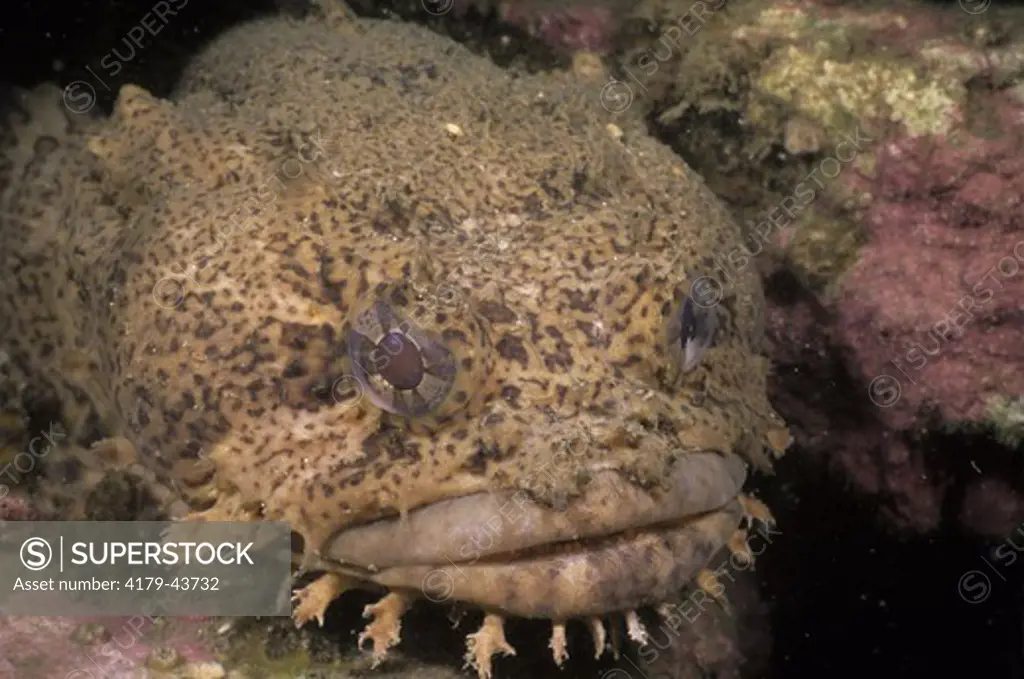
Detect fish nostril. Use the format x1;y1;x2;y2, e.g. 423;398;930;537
615;411;681;450
655;414;677;436
634;416;656;432
622;427;643;448
615;415;656;449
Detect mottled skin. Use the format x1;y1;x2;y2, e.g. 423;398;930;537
0;10;785;672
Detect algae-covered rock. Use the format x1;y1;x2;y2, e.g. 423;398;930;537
752;40;964;137
986;395;1024;448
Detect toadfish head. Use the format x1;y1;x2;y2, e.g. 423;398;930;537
9;15;792;677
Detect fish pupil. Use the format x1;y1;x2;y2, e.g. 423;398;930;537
377;331;425;389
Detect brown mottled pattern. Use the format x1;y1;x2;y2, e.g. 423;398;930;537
0;15;782;616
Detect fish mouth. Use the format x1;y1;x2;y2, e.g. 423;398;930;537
321;452;748;619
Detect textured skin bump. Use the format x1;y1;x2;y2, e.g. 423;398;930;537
0;14;782;616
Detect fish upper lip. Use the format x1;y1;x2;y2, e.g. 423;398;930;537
321;451;747;571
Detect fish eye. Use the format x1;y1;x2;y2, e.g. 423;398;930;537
666;294;718;372
347;299;458;417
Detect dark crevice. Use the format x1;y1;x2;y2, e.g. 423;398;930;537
344;0;571;72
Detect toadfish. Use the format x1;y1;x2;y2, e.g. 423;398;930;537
0;10;788;678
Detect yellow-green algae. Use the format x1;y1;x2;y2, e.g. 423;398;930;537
752;20;964;137
985;395;1024;448
777;206;866;297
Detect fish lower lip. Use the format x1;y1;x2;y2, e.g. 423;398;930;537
322;451;747;570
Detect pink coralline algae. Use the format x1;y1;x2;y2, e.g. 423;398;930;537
836;92;1024;432
0;497;215;678
0;616;217;679
0;496;37;521
772;79;1024;536
497;2;617;53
